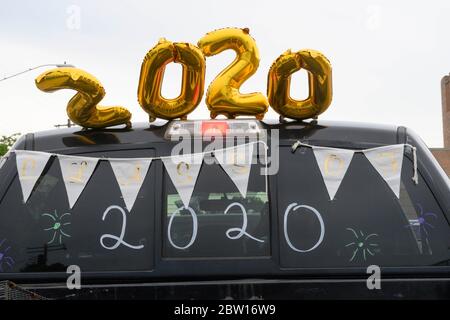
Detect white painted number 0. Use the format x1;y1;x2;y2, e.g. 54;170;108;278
167;206;198;250
283;203;325;253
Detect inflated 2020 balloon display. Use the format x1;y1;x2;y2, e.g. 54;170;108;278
35;68;132;129
198;27;269;119
138;38;206;122
35;29;333;124
267;49;332;120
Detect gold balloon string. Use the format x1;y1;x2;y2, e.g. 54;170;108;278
292;140;419;185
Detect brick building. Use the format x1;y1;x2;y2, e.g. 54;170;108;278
430;75;450;176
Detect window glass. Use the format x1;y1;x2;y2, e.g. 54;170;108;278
278;147;450;268
0;149;155;273
163;152;270;258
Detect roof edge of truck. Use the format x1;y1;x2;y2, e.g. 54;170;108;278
13;119;403;152
31;119;399;135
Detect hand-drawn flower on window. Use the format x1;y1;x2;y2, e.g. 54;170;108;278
404;203;437;238
0;238;14;272
345;228;379;262
42;210;71;244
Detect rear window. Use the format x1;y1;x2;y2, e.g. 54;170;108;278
0;150;156;273
0;142;449;275
163;152;270;258
277;146;450;268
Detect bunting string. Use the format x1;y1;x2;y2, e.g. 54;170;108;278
6;141;269;211
291;140;418;184
0;139;418;210
291;140;419;200
6;141;268;162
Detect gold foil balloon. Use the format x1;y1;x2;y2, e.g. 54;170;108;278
35;68;132;129
137;38;206;122
267;49;332;120
198;28;268;120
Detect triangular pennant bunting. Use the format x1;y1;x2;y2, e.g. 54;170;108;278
162;153;203;207
363;144;405;198
312;147;354;200
109;159;152;212
15;150;52;203
214;144;254;198
8;141;411;210
58;155;99;209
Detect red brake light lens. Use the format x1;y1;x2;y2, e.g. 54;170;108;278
201;121;229;136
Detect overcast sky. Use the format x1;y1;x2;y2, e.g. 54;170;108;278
1;0;449;147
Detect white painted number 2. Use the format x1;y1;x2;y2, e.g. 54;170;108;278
100;205;144;250
224;202;264;243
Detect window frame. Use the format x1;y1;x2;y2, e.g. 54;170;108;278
275;142;450;270
160;156;271;260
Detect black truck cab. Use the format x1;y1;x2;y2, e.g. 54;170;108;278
0;119;449;299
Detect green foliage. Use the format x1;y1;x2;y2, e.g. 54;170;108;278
0;144;7;156
0;133;21;156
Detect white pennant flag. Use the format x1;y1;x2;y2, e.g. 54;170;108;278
58;155;99;208
214;144;254;198
109;159;152;212
15;150;52;203
313;147;354;200
162;153;203;207
363;144;405;198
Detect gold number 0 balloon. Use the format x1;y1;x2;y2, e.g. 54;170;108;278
198;28;269;120
35;68;132;129
267;49;332;120
138;38;206;121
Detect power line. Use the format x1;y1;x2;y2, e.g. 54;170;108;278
0;62;75;82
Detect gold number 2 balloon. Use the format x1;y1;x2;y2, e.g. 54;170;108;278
138;38;206;122
35;68;132;129
198;28;269;120
267;49;332;120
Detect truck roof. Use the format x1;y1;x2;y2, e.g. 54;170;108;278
14;120;404;153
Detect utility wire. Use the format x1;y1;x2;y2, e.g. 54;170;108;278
0;63;75;82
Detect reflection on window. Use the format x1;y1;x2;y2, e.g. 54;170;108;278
164;160;270;258
167;192;268;216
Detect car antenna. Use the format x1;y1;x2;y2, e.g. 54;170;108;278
54;119;74;128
